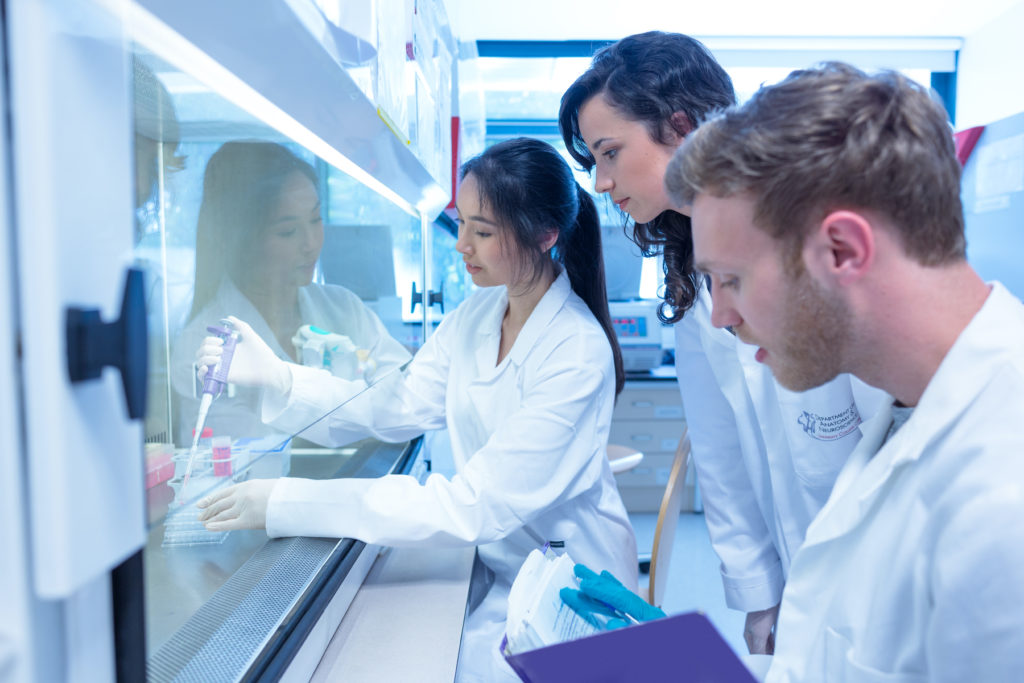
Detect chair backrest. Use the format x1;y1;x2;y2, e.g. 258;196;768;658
647;428;691;609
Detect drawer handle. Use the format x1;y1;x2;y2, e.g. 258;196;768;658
632;401;653;408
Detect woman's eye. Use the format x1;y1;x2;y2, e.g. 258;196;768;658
603;148;618;160
475;231;491;238
721;277;739;290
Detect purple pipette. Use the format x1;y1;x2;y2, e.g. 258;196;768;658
201;322;239;398
182;321;240;495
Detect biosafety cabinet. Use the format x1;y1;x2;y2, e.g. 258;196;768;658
0;0;482;680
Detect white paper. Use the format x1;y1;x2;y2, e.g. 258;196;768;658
505;548;601;655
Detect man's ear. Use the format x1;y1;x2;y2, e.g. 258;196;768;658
805;210;874;286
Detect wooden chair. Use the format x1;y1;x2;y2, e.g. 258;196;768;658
640;428;691;609
606;444;644;474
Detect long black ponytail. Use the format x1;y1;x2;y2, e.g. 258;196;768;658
460;138;625;395
560;184;624;395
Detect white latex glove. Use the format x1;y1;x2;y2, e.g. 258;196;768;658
744;603;780;655
196;479;278;531
195;315;292;396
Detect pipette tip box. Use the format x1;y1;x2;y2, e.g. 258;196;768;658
161;505;230;547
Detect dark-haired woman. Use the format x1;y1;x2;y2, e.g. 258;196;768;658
193;137;637;682
560;32;887;654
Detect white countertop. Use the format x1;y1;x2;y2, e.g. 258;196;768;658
309;544;476;682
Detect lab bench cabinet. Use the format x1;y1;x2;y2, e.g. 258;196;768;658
611;375;696;513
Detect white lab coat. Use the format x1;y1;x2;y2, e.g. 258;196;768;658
767;282;1024;682
170;277;410;444
261;269;638;682
675;286;889;612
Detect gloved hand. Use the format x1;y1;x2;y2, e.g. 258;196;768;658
196;479;278;531
744;603;779;655
195;316;292;396
560;564;665;630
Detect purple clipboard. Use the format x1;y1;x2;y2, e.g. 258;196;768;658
503;611;757;683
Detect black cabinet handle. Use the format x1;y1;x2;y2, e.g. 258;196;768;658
410;282;445;314
66;267;147;420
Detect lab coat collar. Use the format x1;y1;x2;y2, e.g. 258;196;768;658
508;268;571;366
805;282;1023;546
472;287;507;376
472;269;572;377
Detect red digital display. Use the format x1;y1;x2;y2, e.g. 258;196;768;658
612;316;647;337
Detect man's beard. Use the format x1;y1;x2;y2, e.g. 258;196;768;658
770;269;850;392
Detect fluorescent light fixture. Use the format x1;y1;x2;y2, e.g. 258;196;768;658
118;0;421;218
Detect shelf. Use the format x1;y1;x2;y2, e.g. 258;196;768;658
131;0;449;217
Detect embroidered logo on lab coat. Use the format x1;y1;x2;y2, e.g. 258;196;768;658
797;402;862;441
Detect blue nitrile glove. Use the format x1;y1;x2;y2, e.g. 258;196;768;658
560;564;666;630
560;586;633;630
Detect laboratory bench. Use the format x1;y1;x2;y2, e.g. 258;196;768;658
310;545;475;682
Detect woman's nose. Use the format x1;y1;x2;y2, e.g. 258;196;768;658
594;166;613;194
306;225;324;253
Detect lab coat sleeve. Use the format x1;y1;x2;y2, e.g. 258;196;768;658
674;314;784;612
261;309;453;446
265;331;613;546
927;455;1024;682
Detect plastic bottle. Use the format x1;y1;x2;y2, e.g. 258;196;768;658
212;435;232;476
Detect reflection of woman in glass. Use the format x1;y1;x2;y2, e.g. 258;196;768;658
171;140;410;444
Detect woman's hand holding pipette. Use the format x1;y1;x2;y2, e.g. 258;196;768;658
197;479;277;531
195;316;292;396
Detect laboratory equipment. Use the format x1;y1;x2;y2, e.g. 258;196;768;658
960;110;1024;300
145;443;175;489
181;320;238;491
601;223;645;301
163;444;250;547
609;300;664;372
291;324;372;379
161;510;230;547
4;0;458;679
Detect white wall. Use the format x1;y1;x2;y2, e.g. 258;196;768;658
956;1;1024;128
446;0;1021;40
